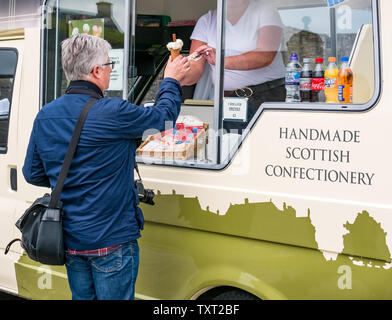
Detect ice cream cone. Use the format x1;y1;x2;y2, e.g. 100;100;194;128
167;34;183;60
170;49;181;59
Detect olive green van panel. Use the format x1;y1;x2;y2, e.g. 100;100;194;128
13;194;392;299
138;221;392;300
342;211;391;261
15;254;71;300
140;192;391;262
140;191;317;250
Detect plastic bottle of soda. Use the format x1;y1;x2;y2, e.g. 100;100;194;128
338;56;354;104
300;58;312;102
285;53;302;103
324;57;339;103
311;58;325;102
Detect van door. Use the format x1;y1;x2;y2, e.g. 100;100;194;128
0;36;23;293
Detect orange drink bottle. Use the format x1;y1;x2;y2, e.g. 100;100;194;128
324;57;339;103
338;56;353;104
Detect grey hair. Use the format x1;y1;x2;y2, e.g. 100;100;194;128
61;34;112;81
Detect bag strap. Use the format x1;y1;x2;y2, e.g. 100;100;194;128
134;162;142;181
49;97;98;209
4;239;21;255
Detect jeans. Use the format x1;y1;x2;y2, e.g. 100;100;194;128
65;240;139;300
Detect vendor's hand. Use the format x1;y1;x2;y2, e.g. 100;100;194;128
164;55;191;85
194;45;216;66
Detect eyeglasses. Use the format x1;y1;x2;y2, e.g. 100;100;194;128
100;61;116;70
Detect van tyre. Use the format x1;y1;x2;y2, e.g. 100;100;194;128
212;289;259;300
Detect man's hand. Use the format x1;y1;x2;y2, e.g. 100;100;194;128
164;55;191;85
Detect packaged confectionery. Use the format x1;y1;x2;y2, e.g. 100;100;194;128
137;116;208;161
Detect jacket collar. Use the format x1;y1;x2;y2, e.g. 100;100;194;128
65;80;104;98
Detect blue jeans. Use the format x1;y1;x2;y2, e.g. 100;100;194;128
65;240;139;300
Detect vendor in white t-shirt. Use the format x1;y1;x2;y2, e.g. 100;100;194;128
182;0;286;132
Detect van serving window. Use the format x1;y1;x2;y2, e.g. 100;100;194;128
41;0;380;170
0;49;17;154
41;0;128;104
134;0;380;169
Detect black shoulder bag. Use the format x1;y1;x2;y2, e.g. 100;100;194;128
5;97;98;265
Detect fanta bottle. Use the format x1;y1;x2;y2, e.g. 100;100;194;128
324;57;339;103
338;57;353;104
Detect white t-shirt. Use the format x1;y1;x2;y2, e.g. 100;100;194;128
190;0;286;91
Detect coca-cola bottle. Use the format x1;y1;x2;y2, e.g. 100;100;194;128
300;58;312;102
311;58;325;102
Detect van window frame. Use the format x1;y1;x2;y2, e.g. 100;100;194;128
135;0;382;171
0;47;18;155
39;0;132;107
39;0;381;170
224;0;382;170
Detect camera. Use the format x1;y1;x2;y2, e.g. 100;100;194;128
135;179;155;206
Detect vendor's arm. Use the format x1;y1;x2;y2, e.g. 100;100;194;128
226;25;282;70
180;39;208;86
193;25;282;71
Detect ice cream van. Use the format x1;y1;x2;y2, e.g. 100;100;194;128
0;0;390;300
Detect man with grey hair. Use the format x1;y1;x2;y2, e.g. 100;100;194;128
22;34;190;300
61;33;113;83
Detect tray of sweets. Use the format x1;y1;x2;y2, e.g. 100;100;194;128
137;121;209;161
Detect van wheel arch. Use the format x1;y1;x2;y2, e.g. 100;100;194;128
196;286;260;300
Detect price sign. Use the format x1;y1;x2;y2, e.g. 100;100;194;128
223;98;248;122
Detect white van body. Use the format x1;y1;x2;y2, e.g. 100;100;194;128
0;0;391;299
